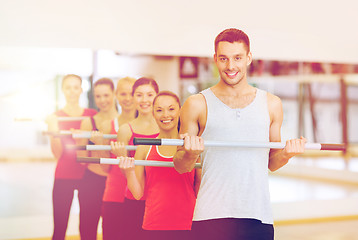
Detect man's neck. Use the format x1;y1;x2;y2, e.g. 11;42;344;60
211;80;257;109
213;79;252;96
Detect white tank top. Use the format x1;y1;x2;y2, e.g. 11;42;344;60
193;88;273;224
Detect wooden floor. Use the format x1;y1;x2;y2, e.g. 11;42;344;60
19;237;102;240
1;157;358;240
15;220;358;240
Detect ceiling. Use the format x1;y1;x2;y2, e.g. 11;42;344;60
1;0;357;63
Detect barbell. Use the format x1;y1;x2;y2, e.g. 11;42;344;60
15;116;88;122
77;157;201;168
43;131;117;139
65;139;345;152
67;145;137;151
133;138;346;151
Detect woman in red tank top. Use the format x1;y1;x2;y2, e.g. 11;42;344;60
46;74;97;240
116;91;201;240
76;78;119;240
101;77;137;240
110;77;160;240
77;78;119;173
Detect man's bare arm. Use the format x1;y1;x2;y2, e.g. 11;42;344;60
268;93;306;171
173;94;206;174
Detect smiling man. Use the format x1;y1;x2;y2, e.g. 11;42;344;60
173;28;307;240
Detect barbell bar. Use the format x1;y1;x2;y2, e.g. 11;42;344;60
77;157;202;168
67;145;137;151
72;132;117;139
43;130;72;137
133;138;346;151
14;116;88;122
43;131;117;139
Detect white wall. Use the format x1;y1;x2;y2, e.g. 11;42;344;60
0;49;181;159
96;51;180;94
1;0;358;63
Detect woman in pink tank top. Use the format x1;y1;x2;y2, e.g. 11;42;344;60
46;74;97;240
115;91;201;240
101;77;137;240
110;77;160;240
76;78;119;240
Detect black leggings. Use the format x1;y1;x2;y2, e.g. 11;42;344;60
52;169;107;240
101;201;127;240
191;218;274;240
102;199;145;240
144;230;191;240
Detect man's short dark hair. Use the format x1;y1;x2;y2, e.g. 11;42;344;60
215;28;250;53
